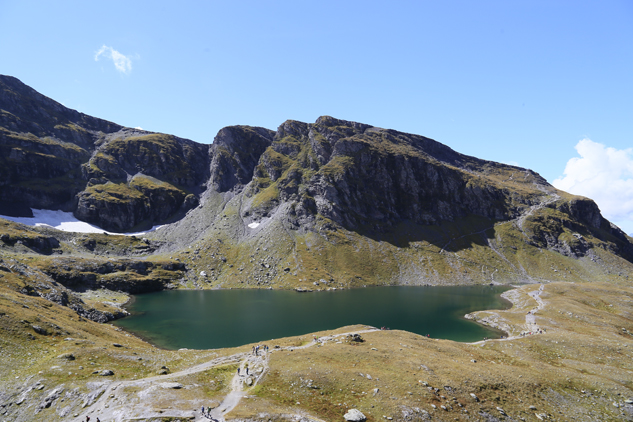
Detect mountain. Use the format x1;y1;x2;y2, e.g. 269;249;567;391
2;75;633;422
1;74;632;296
0;75;209;231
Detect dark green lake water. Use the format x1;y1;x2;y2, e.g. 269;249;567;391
114;286;511;350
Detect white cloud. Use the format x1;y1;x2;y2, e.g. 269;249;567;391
553;139;633;233
94;45;133;74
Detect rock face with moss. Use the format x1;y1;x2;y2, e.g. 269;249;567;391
0;75;210;231
245;116;539;227
1;74;632;284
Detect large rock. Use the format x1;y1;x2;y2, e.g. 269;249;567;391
209;125;274;192
344;408;366;421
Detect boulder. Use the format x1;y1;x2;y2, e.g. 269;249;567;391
344;409;366;421
32;325;48;335
57;353;75;361
99;369;114;376
160;382;183;389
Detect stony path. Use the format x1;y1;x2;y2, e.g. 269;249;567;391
206;328;379;422
516;190;560;237
524;284;545;333
74;328;379;422
470;284;546;345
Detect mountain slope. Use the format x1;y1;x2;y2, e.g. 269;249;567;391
0;75;210;231
0;74;632;294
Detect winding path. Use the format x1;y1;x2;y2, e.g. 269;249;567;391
74;329;379;422
470;284;546;345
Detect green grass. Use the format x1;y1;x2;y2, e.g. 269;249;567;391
83;182;145;203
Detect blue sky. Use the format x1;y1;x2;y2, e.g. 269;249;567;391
1;1;632;234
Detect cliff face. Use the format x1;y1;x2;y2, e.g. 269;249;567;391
244;116;545;229
1;75;632;284
0;76;210;231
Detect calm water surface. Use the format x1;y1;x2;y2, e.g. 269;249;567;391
114;286;511;350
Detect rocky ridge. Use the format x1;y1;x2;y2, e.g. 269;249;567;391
1;76;633;422
1;74;633;296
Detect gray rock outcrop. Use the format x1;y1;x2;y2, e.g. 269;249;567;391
344;408;366;421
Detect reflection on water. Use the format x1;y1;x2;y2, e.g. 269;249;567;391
114;285;511;350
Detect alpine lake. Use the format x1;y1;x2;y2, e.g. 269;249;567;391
114;285;512;350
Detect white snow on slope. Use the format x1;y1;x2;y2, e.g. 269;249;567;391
0;209;164;236
247;222;260;229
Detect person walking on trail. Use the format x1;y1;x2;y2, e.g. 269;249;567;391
237;367;240;375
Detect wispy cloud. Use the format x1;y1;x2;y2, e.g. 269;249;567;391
94;45;133;74
553;139;633;232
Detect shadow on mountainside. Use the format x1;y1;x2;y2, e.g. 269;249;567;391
353;214;497;252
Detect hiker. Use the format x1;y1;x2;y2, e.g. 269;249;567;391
201;405;205;414
237;367;240;375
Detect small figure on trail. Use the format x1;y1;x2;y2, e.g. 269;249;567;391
246;367;249;375
201;405;205;414
237;367;240;375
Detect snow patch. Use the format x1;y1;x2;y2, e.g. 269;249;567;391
0;209;164;236
248;222;260;229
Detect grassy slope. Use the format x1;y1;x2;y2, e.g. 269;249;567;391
1;280;632;421
162;190;633;291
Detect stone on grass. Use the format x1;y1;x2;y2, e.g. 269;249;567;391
343;408;366;421
160;382;183;389
57;353;75;360
99;369;114;376
32;325;48;335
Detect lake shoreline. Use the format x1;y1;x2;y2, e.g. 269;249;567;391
114;285;514;350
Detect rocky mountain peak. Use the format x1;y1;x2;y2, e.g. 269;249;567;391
1;77;632;275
